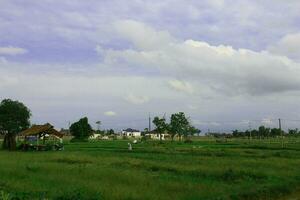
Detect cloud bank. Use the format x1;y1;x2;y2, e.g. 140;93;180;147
102;20;300;96
1;1;300;131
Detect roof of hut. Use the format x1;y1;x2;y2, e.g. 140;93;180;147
20;123;63;138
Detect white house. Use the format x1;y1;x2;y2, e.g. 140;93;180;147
121;128;142;138
146;132;170;140
89;133;101;140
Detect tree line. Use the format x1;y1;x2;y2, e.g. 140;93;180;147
152;112;201;141
2;98;300;151
207;126;300;138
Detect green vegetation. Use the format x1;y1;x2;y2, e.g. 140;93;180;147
1;139;300;199
0;99;31;150
70;117;93;141
169;112;200;140
152;116;168;142
153;112;201;141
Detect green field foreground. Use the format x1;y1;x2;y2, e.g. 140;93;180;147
1;139;300;200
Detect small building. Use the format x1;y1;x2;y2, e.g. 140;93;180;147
89;133;101;140
122;128;142;138
146;131;171;140
19;123;64;151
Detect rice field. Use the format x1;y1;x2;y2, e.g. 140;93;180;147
1;138;300;199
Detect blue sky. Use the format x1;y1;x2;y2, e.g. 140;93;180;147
1;0;300;132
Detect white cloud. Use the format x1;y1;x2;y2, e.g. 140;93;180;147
104;111;117;116
0;46;27;55
261;118;274;126
95;45;104;55
193;120;221;127
114;20;175;51
208;0;224;9
268;33;300;61
0;76;18;88
168;80;194;94
124;94;149;105
187;105;198;110
0;57;8;64
105;20;300;96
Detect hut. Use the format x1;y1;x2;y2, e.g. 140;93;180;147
19;123;64;151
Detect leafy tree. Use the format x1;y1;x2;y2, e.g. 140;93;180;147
250;129;258;138
142;128;149;136
0;99;31;150
270;128;281;137
186;125;201;137
245;130;251;139
184;124;201;142
232;130;238;137
152;116;168;142
288;128;298;136
107;129;115;135
70;117;93;140
169;112;198;141
258;126;270;138
169;112;188;140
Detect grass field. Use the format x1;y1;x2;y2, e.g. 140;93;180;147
1;139;300;200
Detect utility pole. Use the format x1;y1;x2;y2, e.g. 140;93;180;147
148;113;151;132
96;121;101;131
68;121;71;135
279;118;283;148
248;121;252;142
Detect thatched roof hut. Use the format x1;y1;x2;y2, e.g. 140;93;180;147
20;123;63;138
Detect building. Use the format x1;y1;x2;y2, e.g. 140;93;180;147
19;123;64;151
89;133;102;140
20;123;64;139
146;131;170;140
121;128;142;138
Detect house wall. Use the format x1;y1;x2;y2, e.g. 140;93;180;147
89;133;101;139
122;131;141;137
147;133;170;140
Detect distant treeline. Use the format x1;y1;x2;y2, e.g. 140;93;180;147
206;126;300;138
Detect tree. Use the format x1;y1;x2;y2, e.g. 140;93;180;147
152;116;168;142
70;117;93;140
245;130;251;139
170;112;187;140
169;112;195;141
107;129;114;135
251;129;259;138
270;128;281;137
0;99;31;150
143;128;149;136
288;128;298;136
186;125;201;137
258;126;270;138
232;130;241;137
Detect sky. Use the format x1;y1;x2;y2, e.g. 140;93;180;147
1;0;300;132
